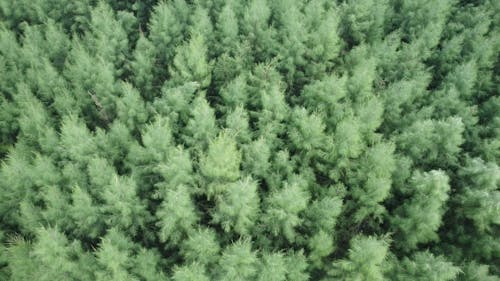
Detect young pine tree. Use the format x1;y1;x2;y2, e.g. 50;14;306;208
391;170;451;250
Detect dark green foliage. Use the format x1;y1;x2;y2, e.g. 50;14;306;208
0;0;498;280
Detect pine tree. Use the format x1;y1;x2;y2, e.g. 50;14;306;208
95;228;138;281
180;227;220;266
302;0;341;80
225;105;252;144
340;0;388;46
148;0;189;81
183;94;217;149
215;2;240;56
212;176;260;236
389;251;461;281
131;248;168;281
169;33;212;88
59;115;97;163
349;141;396;222
85;2;129;74
284;250;310;281
257;252;287;281
200;132;242;196
130;34;155;100
242;137;271;178
33;227;85;280
262;177;310;242
328;235;389;281
288;107;327;154
217;239;258;281
459;262;499;281
391;170;451;250
0;0;499;279
156;146;195;194
115;82;148;131
172;263;210;281
396;117;465;168
457;158;500;231
101;174;148;235
156;185;199;244
69;185;103;238
241;0;277;62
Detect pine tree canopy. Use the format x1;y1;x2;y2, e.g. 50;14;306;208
0;0;499;280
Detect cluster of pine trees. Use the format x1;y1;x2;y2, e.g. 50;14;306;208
0;0;498;280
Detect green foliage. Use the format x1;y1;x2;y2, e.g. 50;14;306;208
130;34;155;100
340;0;388;46
85;1;129;73
389;251;461;281
95;228;137;281
459;262;499;281
212;177;260;236
184;94;217;148
396;117;465;167
69;185;103;238
0;1;497;280
217;239;258;281
169;33;212;88
457;158;500;231
101;174;148;234
31;227;89;281
391;170;451;250
349;142;396;222
288;107;327;153
262;177;310;242
172;263;210;281
257;252;287;281
328;235;389;281
115;82;148;131
180;228;220;265
156;185;199;244
200;131;242;189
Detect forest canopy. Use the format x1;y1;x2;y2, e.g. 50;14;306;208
0;0;499;280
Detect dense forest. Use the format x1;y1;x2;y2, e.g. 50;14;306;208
0;0;499;280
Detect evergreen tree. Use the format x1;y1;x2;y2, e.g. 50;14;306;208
156;185;199;244
217;239;258;281
183;94;217;149
389;251;461;281
212;176;260;236
131;248;168;281
457;158;500;231
327;235;389;281
396;117;465;168
95;228;138;281
30;227;91;281
180;227;220;266
340;0;388;46
169;33;212;88
115;82;148;131
262;177;310;242
349;142;396;222
130;34;155;100
391;170;451;250
0;1;498;280
85;1;129;74
172;263;210;281
148;0;189;81
200;132;242;197
257;252;287;281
